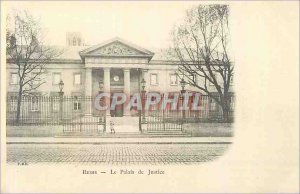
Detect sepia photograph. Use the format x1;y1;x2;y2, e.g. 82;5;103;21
5;3;234;165
1;1;299;193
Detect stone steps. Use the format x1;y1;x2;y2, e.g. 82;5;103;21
107;116;140;133
57;131;191;138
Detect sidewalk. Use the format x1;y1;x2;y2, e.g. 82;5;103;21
7;136;232;144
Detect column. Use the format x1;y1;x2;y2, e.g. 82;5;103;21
142;69;149;91
103;68;111;116
124;69;131;116
85;68;92;115
103;68;111;93
141;69;148;123
85;68;92;96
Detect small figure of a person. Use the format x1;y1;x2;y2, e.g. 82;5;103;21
110;120;115;134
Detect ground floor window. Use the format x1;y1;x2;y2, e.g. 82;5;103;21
229;97;235;110
9;96;18;112
52;98;59;112
31;96;40;111
73;97;81;110
210;98;216;111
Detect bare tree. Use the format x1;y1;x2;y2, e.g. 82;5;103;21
170;4;234;122
6;11;62;123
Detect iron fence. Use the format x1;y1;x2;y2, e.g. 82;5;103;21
141;94;234;132
6;93;234;134
6;95;106;131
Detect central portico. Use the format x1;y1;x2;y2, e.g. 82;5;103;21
79;37;154;117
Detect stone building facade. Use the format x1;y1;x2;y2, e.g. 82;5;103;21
6;37;234;118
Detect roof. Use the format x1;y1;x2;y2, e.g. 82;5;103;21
150;48;177;61
56;46;88;60
6;37;176;63
54;38;174;61
8;38;233;64
53;46;174;61
80;37;153;55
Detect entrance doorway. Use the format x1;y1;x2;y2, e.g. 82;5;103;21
110;92;124;117
108;91;140;133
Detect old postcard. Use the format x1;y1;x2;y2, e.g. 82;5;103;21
0;1;299;193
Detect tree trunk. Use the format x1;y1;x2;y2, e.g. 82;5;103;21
221;97;230;123
16;90;22;124
222;106;229;122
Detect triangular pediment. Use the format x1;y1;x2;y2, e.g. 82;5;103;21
79;37;154;58
89;42;146;55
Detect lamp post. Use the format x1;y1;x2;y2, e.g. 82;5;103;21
180;78;187;120
141;78;146;122
58;80;64;124
98;81;106;132
139;78;146;132
98;82;104;94
141;78;146;92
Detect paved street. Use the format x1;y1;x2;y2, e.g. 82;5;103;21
7;143;230;165
7;137;232;143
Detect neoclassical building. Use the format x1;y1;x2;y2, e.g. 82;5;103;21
7;37;234;119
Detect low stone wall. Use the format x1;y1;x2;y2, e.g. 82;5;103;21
6;125;63;137
6;123;233;137
183;123;233;137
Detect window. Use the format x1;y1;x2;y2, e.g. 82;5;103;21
210;98;216;111
52;97;59;112
150;74;158;85
73;37;76;46
195;75;201;85
31;96;39;111
50;92;60;112
170;74;178;85
31;72;40;85
52;101;59;112
9;96;18;112
52;73;61;85
229;97;235;110
73;96;81;111
10;73;18;85
209;74;215;86
74;73;81;85
188;75;195;85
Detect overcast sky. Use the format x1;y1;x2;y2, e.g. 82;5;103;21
4;1;200;49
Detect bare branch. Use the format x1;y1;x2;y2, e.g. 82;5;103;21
169;4;234;121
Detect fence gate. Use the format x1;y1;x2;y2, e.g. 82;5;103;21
143;109;183;133
62;96;106;134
